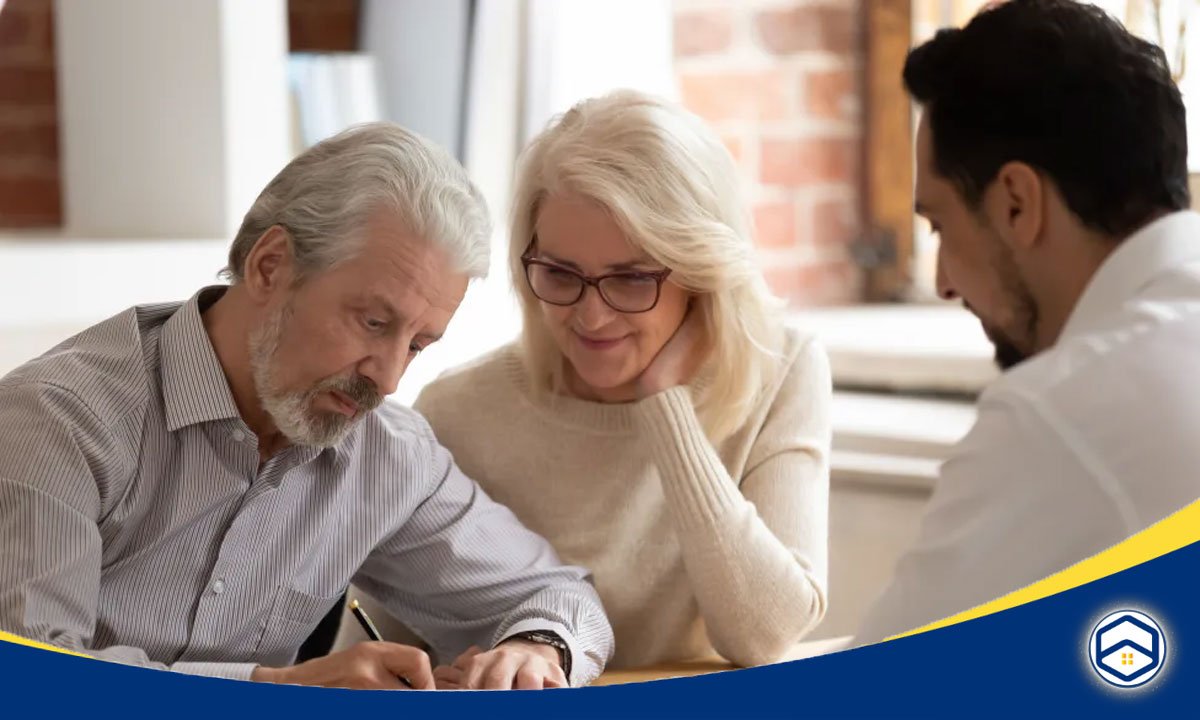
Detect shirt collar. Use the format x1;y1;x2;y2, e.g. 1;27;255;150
160;286;244;432
159;286;355;465
1059;210;1200;343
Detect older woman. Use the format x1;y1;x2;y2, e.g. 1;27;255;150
418;90;831;672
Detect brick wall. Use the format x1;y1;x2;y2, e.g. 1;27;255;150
0;0;360;230
288;0;360;52
674;0;864;306
0;0;59;228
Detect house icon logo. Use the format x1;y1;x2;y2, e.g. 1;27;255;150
1088;610;1166;688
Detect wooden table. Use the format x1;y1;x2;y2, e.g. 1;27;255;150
591;636;851;686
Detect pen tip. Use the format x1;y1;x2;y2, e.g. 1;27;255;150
349;599;360;610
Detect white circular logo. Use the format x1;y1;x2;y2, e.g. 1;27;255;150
1088;610;1166;688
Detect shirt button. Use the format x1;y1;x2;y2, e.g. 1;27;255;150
212;579;226;595
232;430;246;442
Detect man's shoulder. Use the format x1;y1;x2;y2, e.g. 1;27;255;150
0;304;169;424
341;401;451;498
365;400;434;437
967;302;1200;518
987;296;1200;407
353;400;442;462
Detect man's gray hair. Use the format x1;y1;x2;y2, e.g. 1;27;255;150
222;122;491;282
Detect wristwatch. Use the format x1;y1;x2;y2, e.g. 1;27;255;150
510;629;572;680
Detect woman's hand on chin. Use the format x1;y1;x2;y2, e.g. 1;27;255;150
635;309;706;399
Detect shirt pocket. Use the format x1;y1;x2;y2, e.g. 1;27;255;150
255;584;345;667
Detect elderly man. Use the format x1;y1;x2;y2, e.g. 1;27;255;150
855;0;1200;643
0;123;613;688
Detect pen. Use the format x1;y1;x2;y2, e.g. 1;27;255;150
349;598;383;641
349;598;414;689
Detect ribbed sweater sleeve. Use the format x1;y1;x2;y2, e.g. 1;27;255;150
629;339;832;666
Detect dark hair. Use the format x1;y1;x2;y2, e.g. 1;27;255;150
904;0;1189;237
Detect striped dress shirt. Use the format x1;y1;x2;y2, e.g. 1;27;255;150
0;287;614;685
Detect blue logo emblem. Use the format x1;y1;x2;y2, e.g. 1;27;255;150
1088;610;1166;688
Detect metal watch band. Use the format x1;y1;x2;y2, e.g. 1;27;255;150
510;629;572;680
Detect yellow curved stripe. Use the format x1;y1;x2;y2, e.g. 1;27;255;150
4;501;1198;660
889;498;1200;641
0;630;91;659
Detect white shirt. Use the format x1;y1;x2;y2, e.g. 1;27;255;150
855;211;1200;644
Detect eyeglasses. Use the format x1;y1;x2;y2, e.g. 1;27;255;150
520;240;673;314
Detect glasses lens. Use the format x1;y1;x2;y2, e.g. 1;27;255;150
598;274;661;312
527;263;584;305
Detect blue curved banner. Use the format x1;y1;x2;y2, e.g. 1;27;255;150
2;534;1197;717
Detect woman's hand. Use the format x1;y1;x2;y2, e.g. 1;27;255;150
635;309;707;399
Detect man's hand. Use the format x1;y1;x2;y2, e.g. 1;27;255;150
433;639;567;690
251;641;434;690
433;645;480;689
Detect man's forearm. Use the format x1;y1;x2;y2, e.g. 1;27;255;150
84;643;258;681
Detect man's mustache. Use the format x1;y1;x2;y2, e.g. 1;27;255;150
310;373;383;413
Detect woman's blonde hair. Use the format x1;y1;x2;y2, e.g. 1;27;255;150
510;90;786;442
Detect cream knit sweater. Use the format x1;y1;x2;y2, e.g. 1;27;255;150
412;328;831;669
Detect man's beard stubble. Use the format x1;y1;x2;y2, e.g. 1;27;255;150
975;226;1040;371
248;300;383;448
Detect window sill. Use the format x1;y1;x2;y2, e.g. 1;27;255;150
783;304;990;491
789;304;998;397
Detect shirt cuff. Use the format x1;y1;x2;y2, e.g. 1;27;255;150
496;618;584;688
171;661;258;682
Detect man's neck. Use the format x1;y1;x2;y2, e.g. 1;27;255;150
1029;227;1128;354
200;286;288;458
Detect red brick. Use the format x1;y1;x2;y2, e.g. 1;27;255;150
0;6;33;49
0;175;61;226
762;262;805;301
753;201;798;250
0;66;56;104
756;4;857;56
288;0;360;52
36;0;54;57
811;196;859;249
0;121;57;158
3;0;52;15
680;70;789;123
805;68;858;120
674;9;734;57
760;136;858;187
0;3;53;64
764;259;862;306
800;260;861;305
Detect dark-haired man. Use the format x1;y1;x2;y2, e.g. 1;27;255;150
856;0;1200;643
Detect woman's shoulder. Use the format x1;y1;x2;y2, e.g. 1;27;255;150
750;325;831;420
776;326;829;381
736;326;832;456
413;343;524;415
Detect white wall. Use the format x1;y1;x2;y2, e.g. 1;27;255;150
54;0;290;238
7;0;680;403
361;0;472;158
522;0;676;142
219;0;293;231
0;235;230;374
0;229;520;406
